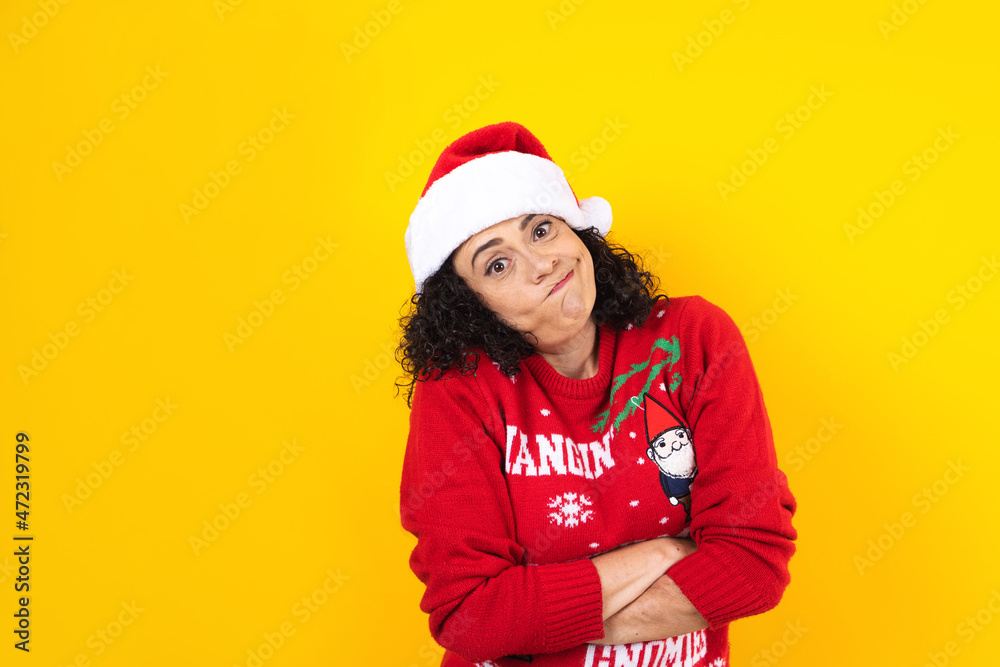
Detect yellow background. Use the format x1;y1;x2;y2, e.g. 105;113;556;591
1;0;998;665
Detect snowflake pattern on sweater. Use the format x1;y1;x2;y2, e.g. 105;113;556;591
547;493;595;527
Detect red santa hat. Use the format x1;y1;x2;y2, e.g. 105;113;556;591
404;121;613;291
643;393;688;441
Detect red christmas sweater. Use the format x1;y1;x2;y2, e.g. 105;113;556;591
399;295;798;667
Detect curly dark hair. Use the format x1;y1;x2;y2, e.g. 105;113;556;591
393;225;668;407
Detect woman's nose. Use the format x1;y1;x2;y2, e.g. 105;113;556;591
526;248;557;281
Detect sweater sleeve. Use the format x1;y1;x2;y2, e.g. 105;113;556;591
664;295;798;630
399;370;605;663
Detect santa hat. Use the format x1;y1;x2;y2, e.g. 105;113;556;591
643;393;689;441
404;121;613;292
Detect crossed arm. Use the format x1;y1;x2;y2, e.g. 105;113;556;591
588;536;709;645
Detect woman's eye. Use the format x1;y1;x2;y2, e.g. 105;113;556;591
534;221;552;239
490;259;507;274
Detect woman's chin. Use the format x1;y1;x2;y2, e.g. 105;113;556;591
557;289;593;320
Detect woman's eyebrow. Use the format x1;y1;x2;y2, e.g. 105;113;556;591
470;238;501;269
469;215;540;269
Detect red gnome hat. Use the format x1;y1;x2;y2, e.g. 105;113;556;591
643;393;687;442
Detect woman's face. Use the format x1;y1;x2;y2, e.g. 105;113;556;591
452;214;597;352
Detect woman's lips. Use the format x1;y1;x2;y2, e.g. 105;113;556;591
549;270;574;296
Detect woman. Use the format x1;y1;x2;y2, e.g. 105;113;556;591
397;122;797;667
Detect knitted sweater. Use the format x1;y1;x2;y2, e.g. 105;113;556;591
399;295;798;667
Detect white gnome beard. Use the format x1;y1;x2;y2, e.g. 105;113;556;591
653;430;696;478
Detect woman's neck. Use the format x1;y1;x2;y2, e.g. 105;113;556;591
535;318;601;380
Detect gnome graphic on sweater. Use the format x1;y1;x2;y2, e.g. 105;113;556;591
643;393;697;521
